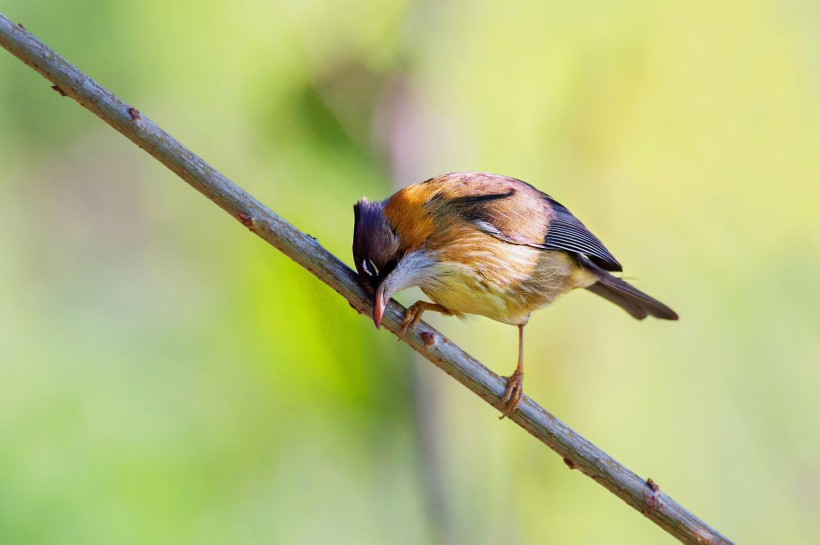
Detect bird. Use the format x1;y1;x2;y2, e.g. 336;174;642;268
352;172;678;418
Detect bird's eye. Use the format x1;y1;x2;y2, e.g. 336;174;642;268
362;259;379;277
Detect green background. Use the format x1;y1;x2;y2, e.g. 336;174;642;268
1;1;819;543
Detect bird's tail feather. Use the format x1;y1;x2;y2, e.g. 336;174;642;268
586;271;678;321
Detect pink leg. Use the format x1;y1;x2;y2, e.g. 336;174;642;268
400;301;452;335
499;324;525;419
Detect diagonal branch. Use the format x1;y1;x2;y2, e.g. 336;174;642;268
0;14;732;545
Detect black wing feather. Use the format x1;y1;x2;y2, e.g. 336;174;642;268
544;198;622;272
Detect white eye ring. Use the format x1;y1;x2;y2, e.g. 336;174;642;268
362;259;379;277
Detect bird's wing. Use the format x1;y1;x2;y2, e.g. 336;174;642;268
424;172;622;272
541;197;622;272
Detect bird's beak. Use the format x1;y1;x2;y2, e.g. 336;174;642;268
373;285;386;329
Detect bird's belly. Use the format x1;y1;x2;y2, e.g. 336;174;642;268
421;272;519;324
419;249;595;325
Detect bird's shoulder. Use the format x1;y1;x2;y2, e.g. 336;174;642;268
404;172;554;247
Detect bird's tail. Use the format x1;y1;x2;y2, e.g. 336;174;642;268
586;271;678;321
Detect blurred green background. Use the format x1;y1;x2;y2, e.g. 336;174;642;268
1;1;819;543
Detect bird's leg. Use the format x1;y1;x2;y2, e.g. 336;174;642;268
500;324;526;420
400;301;452;335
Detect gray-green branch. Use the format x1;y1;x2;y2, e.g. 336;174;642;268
0;13;733;545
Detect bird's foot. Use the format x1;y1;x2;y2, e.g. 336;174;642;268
499;370;524;420
400;301;451;336
400;302;425;336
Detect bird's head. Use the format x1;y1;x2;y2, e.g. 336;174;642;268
353;198;401;328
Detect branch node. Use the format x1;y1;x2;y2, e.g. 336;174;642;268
643;478;662;514
128;107;142;121
17;22;25;30
238;212;256;228
563;457;576;470
51;84;67;96
420;331;436;346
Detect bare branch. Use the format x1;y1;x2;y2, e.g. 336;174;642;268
0;14;733;545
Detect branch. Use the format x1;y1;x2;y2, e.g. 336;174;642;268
0;14;733;545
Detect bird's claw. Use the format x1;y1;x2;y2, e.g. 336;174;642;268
400;304;424;336
499;370;524;420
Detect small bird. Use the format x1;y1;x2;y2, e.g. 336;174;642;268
352;172;677;418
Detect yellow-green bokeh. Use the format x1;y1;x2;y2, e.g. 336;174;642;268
1;1;818;543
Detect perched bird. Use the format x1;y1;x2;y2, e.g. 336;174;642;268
352;172;677;418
